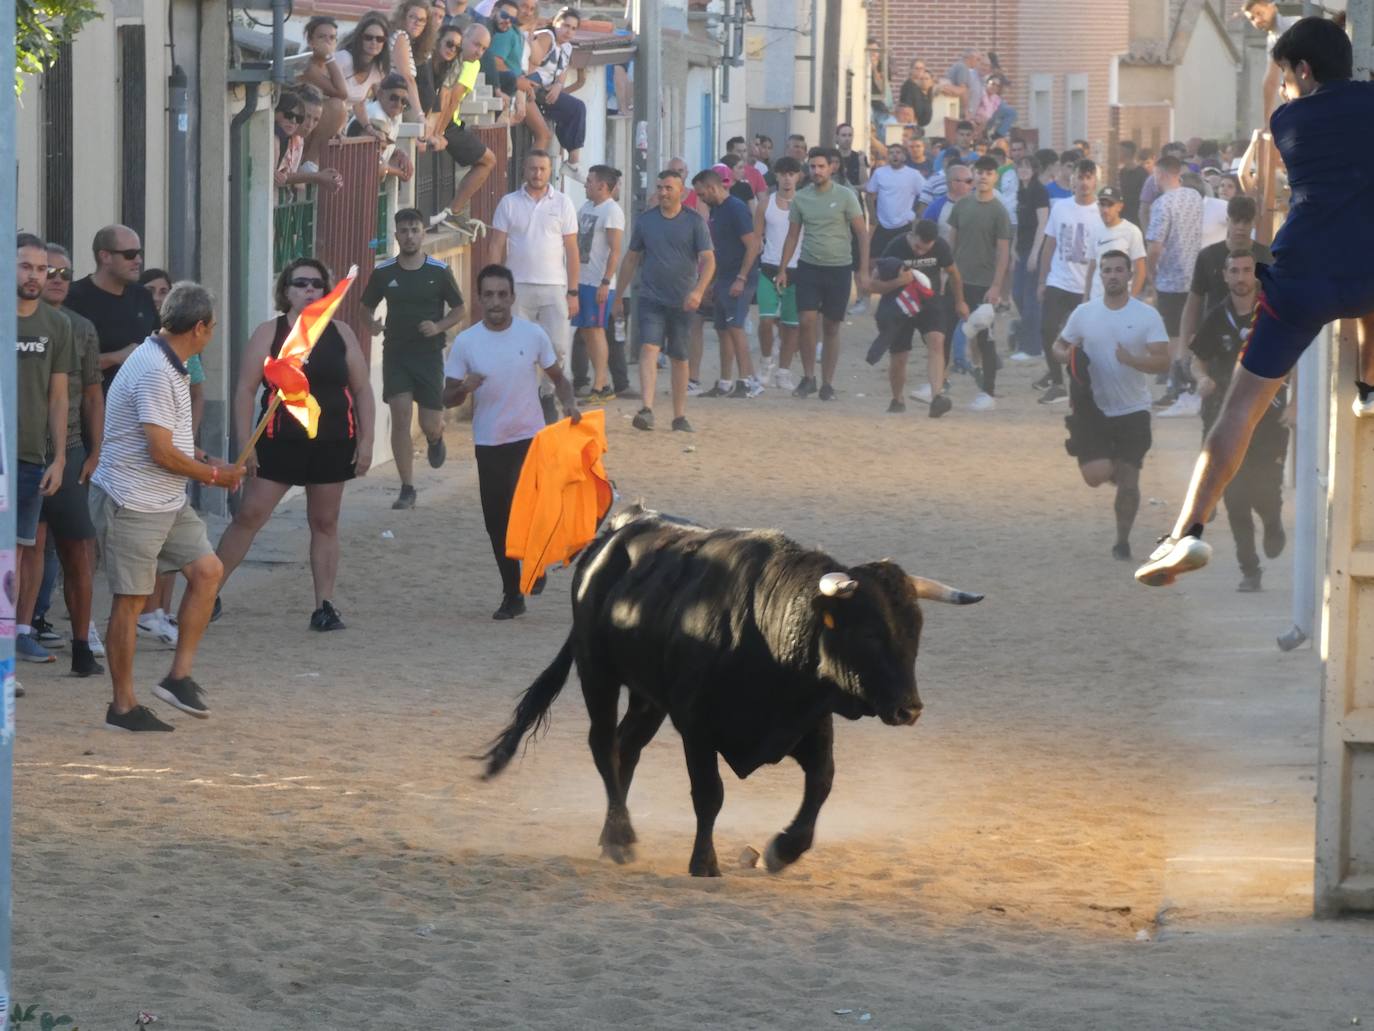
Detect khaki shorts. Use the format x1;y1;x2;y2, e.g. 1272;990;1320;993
89;484;213;596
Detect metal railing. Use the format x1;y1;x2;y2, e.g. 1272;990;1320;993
273;185;317;275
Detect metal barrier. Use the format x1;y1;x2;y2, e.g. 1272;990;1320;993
314;136;383;358
273;185;317;275
414;145;457;223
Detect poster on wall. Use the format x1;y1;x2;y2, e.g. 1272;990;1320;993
0;385;8;512
0;547;13;640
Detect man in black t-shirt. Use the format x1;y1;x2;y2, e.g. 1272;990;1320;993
1188;250;1289;592
1179;194;1274;353
1118;140;1148;227
868;220;962;417
63;224;161;393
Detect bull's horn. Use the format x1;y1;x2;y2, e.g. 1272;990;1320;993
909;576;984;605
818;572;859;598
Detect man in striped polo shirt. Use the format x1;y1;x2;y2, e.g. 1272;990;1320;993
90;282;245;732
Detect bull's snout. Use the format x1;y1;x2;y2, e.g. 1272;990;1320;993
885;703;923;726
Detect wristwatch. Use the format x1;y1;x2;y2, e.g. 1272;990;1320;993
567;289;578;297
600;278;611;285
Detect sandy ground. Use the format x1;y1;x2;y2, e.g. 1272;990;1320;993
11;319;1374;1030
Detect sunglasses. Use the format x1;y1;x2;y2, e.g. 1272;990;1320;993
362;32;386;42
108;248;143;260
1098;199;1120;206
441;38;460;49
290;277;326;289
385;93;410;106
281;110;305;124
47;266;72;280
495;10;514;20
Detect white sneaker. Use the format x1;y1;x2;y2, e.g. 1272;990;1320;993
968;392;997;412
745;376;765;398
561;161;586;184
1354;392;1374;419
686;379;703;397
847;299;869;316
1157;392;1202;418
1136;534;1213;586
428;206;453;228
87;621;106;658
908;384;934;404
136;609;178;648
1008;351;1037;362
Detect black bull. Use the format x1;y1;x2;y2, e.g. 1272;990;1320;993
482;507;982;877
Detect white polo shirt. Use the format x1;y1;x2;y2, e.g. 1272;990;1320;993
492;185;580;287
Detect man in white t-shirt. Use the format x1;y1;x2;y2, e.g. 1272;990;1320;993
1035;158;1105;404
489;150;581;382
1052;251;1170;561
865;143;926;260
570;164;626;403
443;264;580;620
1081;186;1147;302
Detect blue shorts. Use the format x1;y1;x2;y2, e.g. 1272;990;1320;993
1241;267;1374;379
712;272;759;331
571;284;615;329
636;298;692;361
16;461;46;547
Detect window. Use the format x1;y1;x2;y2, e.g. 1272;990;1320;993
1066;73;1089;148
1029;73;1053;145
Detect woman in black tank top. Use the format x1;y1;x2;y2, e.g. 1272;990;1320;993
212;258;377;631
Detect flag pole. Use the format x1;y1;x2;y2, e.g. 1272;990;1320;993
235;394;283;467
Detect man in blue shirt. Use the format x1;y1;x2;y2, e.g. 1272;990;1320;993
1139;17;1374;586
692;169;763;398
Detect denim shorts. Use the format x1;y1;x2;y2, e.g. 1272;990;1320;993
636;298;692;361
712;271;759;331
16;461;46;546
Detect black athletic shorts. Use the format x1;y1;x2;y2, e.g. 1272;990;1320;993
1066;405;1153;469
1156;291;1187;336
869;223;911;261
444;122;489;168
382;346;445;411
794;261;852;323
41;445;95;542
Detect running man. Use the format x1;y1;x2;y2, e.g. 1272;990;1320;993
361;207;467;510
692;167;763;398
776;147;870;401
1054;251;1171;560
1137;18;1374;585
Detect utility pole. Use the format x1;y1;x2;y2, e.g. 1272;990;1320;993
632;0;662;213
819;0;842;142
0;0;17;1006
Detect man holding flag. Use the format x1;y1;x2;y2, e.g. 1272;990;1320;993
89;282;245;731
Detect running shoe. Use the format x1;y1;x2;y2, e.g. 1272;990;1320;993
703;380;732;398
928;394;953;419
561;161;586;184
209;597;223;624
887;399;906;414
1157;392;1201;418
493;595;527;620
1008;351;1038;362
792;376;817;398
309;600;346;632
32;616;65;649
632;407;655;431
1037;385;1068;405
137;610;179;648
1263;520;1287;559
685;379;703;397
16;633;55;664
968;392;996;411
1135;534;1213;586
908;384;933;404
1032;373;1053;391
392;485;417;510
1355;393;1374;419
87;621;106;658
153;676;210;718
1152;388;1180;409
105;703;174;732
729;380;750;398
574;383;593;398
586;386;617;404
745;376;765;399
671;416;694;432
847;298;869;316
427;435;447;469
1237;571;1263;593
1111;542;1132;561
773;368;796;391
818;383;837;401
70;640;103;677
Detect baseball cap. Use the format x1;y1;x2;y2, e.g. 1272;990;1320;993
1097;186;1123;204
711;163;734;186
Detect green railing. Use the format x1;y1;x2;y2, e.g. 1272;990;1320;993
274;186;317;275
376;188;390;258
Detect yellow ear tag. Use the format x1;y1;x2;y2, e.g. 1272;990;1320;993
823;612;836;629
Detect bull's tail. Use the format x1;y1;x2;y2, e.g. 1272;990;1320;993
480;631;576;779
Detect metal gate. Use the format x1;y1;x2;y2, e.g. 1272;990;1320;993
40;43;73;252
119;26;147;240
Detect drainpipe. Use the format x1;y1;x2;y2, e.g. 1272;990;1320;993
167;65;192;279
272;0;288;82
227;82;261;432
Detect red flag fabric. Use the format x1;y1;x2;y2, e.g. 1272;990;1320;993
262;265;358;437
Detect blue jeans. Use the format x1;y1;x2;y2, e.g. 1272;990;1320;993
34;532;59;621
1012;254;1043;356
951;322;968;369
988;104;1017;139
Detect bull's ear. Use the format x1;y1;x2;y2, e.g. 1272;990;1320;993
909;576;983;605
818;572;859;598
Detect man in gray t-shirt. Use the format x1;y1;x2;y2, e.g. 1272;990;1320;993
613;170;715;433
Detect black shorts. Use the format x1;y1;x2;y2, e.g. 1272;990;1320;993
382;346;445;410
1066;406;1153;469
1156;291;1187;336
257;437;358;486
41;445;95;541
1041;285;1082;351
794;261;852;323
876;297;946;354
869;223;911;261
444;122;489;168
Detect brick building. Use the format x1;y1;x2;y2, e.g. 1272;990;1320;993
879;0;1132;152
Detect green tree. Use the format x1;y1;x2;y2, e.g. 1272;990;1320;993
16;0;101;93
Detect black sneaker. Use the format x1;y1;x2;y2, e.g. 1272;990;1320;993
1038;384;1068;405
492;595;527;620
70;640;103;677
702;382;730;398
1032;374;1053;391
929;394;953;419
309;600;346;632
392;485;417;510
1237;571;1263;592
427;435;447;469
729;380;749;398
887;399;906;414
671;416;694;432
632;407;654;431
1152;388;1179;409
530;575;547;596
1111;542;1132;561
817;384;837;401
153;676;211;719
32;616;65;649
970;365;985;391
210;595;223;623
105;703;174;732
1263;521;1287;559
792;376;817;398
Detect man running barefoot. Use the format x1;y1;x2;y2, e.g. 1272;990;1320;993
361;208;466;510
1054;251;1170;560
1137;18;1374;586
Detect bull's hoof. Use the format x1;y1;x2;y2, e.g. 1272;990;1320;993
600;842;636;865
764;834;806;873
688;852;721;877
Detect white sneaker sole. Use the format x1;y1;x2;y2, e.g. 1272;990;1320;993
136;625;178;648
1353;397;1374;419
1135;538;1213;587
153;684;210;719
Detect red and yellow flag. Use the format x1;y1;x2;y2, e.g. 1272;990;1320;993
261;265;358;437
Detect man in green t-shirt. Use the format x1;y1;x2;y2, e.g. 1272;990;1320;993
427;24;499;233
361;208;467;510
14;233;72;665
775;147;869;401
947;154;1013;411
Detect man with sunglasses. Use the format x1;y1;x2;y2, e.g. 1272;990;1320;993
65;224;161;393
1080;186;1147;304
347;72;415;182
